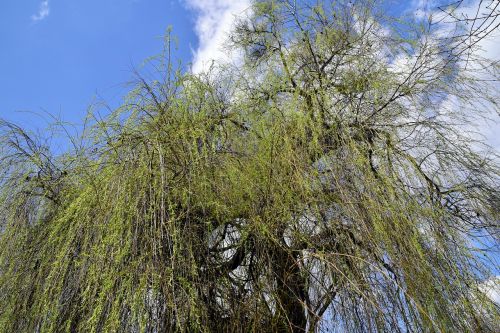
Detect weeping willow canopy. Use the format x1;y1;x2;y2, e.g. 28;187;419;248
1;0;499;332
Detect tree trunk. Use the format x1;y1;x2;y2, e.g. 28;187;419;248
272;243;307;332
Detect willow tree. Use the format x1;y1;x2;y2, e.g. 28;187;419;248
1;0;499;332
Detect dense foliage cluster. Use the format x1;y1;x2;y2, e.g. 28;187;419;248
1;0;499;332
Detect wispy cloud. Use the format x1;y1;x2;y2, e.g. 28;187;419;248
409;0;438;19
402;0;500;151
32;0;50;22
444;0;500;151
183;0;251;73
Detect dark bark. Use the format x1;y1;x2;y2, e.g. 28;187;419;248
272;242;308;332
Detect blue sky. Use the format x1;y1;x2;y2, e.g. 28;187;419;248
0;1;498;149
0;0;198;129
1;0;497;134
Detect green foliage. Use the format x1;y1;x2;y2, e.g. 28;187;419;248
1;1;499;332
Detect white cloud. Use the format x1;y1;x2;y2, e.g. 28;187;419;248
452;0;500;151
183;0;251;73
32;0;50;22
183;0;498;149
480;276;500;305
410;0;438;19
401;0;500;151
458;0;500;59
